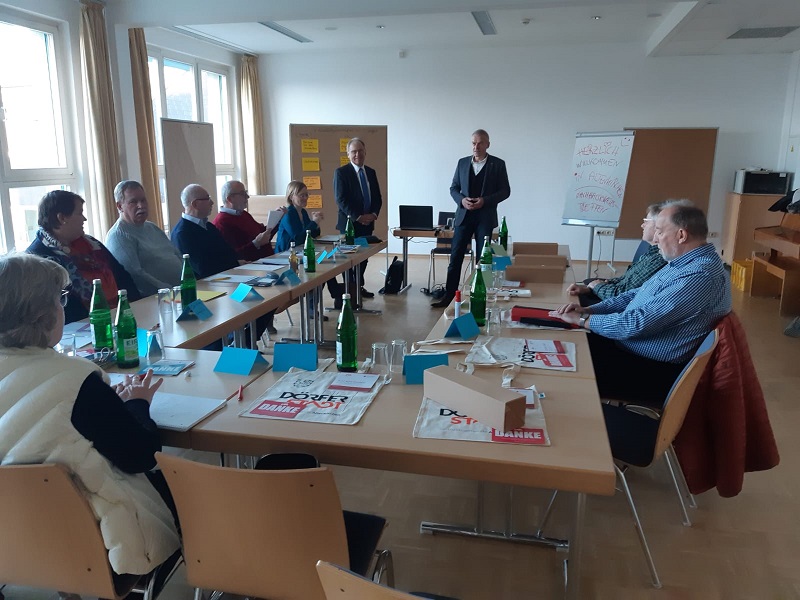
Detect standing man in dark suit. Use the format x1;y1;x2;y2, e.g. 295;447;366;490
432;129;511;308
334;137;383;299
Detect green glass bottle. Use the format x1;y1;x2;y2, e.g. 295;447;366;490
89;279;114;352
304;229;316;273
480;235;494;267
180;254;197;306
470;266;487;327
345;216;355;245
336;293;358;372
499;217;509;251
114;290;140;368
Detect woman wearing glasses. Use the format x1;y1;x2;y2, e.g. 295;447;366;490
0;253;179;577
26;190;141;324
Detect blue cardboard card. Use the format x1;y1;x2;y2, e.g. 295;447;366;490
273;343;318;372
231;283;263;302
404;353;448;385
137;328;149;357
354;237;369;247
176;299;213;321
316;249;328;264
328;245;339;257
492;256;512;270
280;269;301;285
213;347;269;376
444;313;480;339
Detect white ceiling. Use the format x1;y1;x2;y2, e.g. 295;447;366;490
115;0;800;57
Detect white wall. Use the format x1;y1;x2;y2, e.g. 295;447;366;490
261;43;791;261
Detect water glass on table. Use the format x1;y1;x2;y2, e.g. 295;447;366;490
389;339;407;376
171;286;182;316
157;288;173;322
146;329;164;364
55;333;76;356
371;342;390;382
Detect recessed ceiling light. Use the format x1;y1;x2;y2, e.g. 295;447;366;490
376;25;385;29
591;15;602;20
325;26;337;31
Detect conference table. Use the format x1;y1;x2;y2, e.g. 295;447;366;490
173;280;614;599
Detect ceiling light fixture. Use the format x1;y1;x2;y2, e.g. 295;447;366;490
591;15;602;20
471;11;497;35
259;21;312;43
376;24;385;29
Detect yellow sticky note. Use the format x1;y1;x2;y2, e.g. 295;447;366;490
301;138;319;153
307;194;323;209
302;157;320;172
340;155;350;166
340;138;350;153
303;176;321;190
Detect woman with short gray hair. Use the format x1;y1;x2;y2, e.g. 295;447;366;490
0;253;180;576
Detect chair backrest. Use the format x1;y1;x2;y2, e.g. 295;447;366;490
653;329;719;457
436;211;456;250
316;561;417;600
0;463;128;599
157;452;350;600
631;239;651;264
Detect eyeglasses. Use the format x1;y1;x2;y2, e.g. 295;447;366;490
232;191;250;199
642;218;655;223
195;196;213;203
60;289;70;307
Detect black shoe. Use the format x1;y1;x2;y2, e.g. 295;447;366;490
431;294;454;309
360;287;375;298
266;324;278;335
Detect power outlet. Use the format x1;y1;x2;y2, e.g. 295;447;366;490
708;231;719;238
596;229;615;236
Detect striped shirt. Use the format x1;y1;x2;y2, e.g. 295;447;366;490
594;244;666;299
589;243;731;363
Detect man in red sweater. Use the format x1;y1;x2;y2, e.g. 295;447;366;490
212;180;285;262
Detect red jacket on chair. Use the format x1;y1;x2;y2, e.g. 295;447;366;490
674;312;780;497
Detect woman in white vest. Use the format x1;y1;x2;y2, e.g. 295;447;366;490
0;253;180;576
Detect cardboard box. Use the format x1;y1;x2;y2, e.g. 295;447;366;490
423;366;526;432
513;254;568;268
505;265;565;284
512;242;558;256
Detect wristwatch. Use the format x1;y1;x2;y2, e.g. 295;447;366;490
578;315;588;329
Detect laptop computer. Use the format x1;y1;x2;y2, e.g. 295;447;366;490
399;205;436;230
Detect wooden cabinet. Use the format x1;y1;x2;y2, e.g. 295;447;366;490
721;192;785;265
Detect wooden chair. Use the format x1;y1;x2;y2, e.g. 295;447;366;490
536;330;719;589
317;561;417;600
316;562;458;600
0;463;180;600
157;452;390;600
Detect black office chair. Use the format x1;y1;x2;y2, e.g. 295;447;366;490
427;211;473;291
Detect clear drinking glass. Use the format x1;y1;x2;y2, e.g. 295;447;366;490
486;307;502;336
157;288;173;322
172;285;182;315
371;342;390;382
390;339;407;375
55;333;76;356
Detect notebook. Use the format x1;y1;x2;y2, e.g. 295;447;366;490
399;205;435;230
150;392;227;432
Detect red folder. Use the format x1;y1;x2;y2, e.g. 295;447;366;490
510;306;579;329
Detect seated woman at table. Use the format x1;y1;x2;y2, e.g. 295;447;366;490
0;253;180;577
275;181;345;309
26;190;141;324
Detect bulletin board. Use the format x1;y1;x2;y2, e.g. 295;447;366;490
162;118;216;231
617;128;717;238
289;124;388;238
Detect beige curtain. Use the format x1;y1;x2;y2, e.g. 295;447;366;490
80;1;121;235
128;28;164;231
240;55;268;194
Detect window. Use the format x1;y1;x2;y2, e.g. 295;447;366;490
147;49;237;228
0;16;76;253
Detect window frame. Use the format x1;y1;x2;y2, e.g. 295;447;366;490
0;10;79;253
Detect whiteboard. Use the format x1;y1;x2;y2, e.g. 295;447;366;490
562;131;635;228
162;119;216;232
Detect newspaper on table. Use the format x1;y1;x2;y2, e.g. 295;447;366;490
413;388;550;446
465;335;576;371
239;370;383;425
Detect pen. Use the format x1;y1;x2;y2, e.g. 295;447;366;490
237;385;244;401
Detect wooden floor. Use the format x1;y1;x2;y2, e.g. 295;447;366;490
7;254;799;600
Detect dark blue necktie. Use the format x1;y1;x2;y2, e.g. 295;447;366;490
358;168;371;213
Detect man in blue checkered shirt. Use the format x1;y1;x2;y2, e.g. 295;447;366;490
551;202;731;406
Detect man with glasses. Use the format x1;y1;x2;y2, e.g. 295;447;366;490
106;180;183;297
170;183;239;279
212;180;284;262
565;202;668;307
